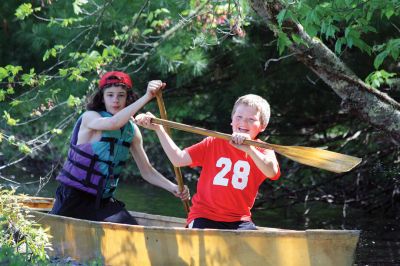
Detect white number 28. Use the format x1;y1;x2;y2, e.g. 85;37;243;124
213;157;250;190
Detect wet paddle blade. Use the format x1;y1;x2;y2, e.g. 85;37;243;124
267;144;362;173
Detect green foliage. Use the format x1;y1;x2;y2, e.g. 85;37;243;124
277;32;292;55
14;3;40;20
0;187;52;264
0;246;27;265
275;0;399;77
67;95;82;108
373;38;400;69
43;45;65;62
365;70;397;89
3;111;19;126
0;65;23;82
72;0;88;15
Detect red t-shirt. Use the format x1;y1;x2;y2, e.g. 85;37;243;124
186;137;280;224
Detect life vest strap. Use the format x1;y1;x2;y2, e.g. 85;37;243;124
61;169;98;190
100;137;131;147
86;154;98;186
95;178;105;209
69;144;126;166
60;169;117;196
67;157;105;178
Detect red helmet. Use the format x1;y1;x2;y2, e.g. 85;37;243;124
99;71;133;90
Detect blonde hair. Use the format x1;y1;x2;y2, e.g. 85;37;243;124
231;94;270;127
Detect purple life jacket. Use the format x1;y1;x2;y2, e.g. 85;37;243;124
56;111;135;200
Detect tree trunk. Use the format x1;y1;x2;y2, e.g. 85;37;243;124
249;0;400;142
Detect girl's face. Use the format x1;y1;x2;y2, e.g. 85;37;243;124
102;86;127;114
231;104;265;139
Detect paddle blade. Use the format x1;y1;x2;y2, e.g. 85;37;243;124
268;144;362;173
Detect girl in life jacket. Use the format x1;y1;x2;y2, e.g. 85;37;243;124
50;71;190;224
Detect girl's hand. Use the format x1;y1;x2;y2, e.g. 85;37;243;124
171;185;190;201
134;112;161;130
146;80;166;98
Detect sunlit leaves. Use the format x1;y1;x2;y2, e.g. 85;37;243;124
15;3;40;20
10;100;22;107
0;87;14;102
73;0;88;15
21;68;37;87
8;135;16;144
142;29;154;36
0;188;52;263
43;45;65;61
276;0;397;72
0;68;7;81
0;90;5;102
6;87;14;95
3;111;20;126
18;143;32;154
51;128;63;135
0;65;23;83
67;95;81;107
64;46;122;77
365;70;396;89
61;17;82;27
74;51;103;72
114;27;140;42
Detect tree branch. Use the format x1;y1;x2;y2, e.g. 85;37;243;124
249;0;400;142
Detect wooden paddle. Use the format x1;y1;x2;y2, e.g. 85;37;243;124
150;117;362;173
155;91;191;213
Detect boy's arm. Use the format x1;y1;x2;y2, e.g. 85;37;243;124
135;112;192;167
244;147;280;179
85;81;165;131
230;133;280;179
130;124;190;200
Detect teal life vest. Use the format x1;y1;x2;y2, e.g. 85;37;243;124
56;111;135;199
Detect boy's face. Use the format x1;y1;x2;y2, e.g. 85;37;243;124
103;86;128;114
231;104;266;139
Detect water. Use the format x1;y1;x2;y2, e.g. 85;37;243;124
10;179;400;265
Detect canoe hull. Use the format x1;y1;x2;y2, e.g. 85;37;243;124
29;210;359;266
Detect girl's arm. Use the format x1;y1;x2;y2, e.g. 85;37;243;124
85;81;164;131
130;124;190;200
135;112;192;167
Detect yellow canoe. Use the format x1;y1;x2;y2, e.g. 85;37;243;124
19;196;359;266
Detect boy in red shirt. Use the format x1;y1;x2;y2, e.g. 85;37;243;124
135;94;280;229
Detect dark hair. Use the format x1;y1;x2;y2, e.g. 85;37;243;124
86;85;138;111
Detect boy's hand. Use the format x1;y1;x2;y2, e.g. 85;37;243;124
230;132;251;152
134;112;161;130
146;80;166;97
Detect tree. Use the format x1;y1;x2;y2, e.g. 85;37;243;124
249;0;400;142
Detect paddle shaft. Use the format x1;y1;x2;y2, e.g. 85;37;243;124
151;117;273;149
155;92;190;213
150;117;362;173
